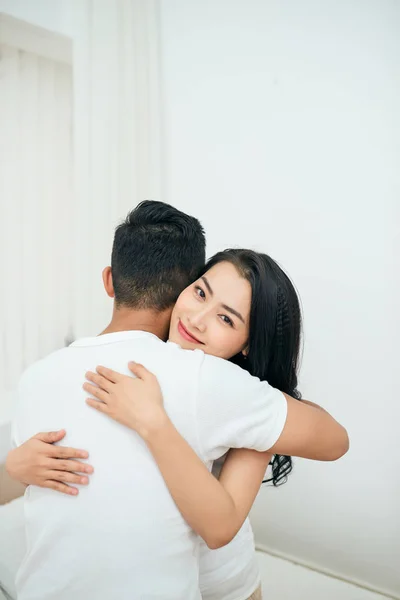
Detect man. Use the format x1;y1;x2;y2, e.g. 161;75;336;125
10;201;348;599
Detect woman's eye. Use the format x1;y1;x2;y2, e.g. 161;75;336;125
220;315;234;327
194;286;206;299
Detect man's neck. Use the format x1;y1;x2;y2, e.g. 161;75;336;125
100;305;172;342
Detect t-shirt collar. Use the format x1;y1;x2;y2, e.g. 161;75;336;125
70;330;162;347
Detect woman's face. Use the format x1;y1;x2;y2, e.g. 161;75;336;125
169;261;251;359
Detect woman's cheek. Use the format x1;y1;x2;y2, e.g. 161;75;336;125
182;289;195;308
174;293;191;315
224;334;247;360
213;330;235;360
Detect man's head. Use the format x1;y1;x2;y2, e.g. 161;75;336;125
105;201;206;311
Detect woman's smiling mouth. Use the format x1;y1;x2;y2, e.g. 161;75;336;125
177;320;204;344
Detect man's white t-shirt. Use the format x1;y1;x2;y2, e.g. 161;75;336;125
12;331;287;600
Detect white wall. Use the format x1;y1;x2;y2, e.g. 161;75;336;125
0;0;72;36
160;0;400;596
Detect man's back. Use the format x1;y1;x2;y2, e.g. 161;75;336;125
13;331;206;600
13;330;286;600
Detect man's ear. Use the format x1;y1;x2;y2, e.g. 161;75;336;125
102;267;115;298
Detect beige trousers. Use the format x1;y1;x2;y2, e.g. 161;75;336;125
247;584;262;600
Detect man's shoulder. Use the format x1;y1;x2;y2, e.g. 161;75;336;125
19;347;70;387
199;354;261;388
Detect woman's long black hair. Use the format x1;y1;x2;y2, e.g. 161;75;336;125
201;249;302;486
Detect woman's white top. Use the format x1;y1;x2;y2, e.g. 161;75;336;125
198;456;261;600
199;518;260;600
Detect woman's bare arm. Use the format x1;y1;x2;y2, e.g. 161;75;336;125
144;420;272;549
269;394;349;460
84;363;348;549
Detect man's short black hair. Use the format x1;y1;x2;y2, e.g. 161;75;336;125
111;200;206;310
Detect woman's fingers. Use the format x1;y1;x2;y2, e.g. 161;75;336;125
47;470;89;485
95;365;122;383
44;480;79;496
86;398;110;414
49;458;93;474
83;381;109;402
85;371;113;392
49;445;89;460
34;430;66;443
128;361;152;380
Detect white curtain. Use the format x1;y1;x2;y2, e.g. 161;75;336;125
71;0;164;338
0;40;73;404
0;1;163;414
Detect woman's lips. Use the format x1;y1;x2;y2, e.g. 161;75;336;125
177;320;203;344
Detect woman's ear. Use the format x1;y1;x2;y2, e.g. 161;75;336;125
241;346;249;358
102;266;115;298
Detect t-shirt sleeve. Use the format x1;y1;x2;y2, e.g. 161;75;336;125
196;355;288;461
11;366;40;448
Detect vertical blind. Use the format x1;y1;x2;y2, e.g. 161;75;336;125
71;0;163;337
0;42;73;395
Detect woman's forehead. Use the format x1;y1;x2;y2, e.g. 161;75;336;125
203;262;251;311
204;261;243;285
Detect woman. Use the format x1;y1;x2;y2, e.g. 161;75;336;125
8;249;323;600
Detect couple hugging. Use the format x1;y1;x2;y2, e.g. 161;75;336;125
7;201;348;600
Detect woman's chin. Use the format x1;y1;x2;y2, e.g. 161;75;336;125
169;330;205;352
168;330;188;349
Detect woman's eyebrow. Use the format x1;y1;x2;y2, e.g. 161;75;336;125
221;304;245;324
201;276;213;295
201;276;245;324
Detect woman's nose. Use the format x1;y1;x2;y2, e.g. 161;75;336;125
188;312;206;332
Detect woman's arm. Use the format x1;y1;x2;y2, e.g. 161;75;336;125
144;424;271;549
5;430;93;495
84;363;272;548
269;394;349;460
84;362;348;547
85;365;349;463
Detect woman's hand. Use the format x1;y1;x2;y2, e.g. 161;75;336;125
84;362;169;439
5;430;93;496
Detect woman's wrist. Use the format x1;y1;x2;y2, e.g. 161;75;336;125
138;409;171;442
